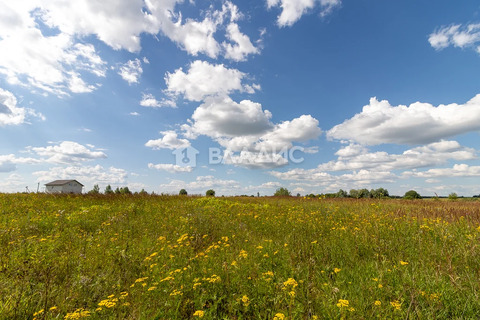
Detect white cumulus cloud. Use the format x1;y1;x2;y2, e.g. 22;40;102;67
30;141;107;164
118;59;143;84
165;60;259;101
33;165;128;185
268;139;477;189
0;2;107;95
189;95;273;138
267;0;341;27
140;93;176;108
327;94;480;145
145;131;191;150
148;163;193;173
429;23;480;53
0;154;40;172
181;96;321;168
404;164;480;178
0;1;259;94
0;88;44;126
222;23;260;61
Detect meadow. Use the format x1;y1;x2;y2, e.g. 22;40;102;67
1;194;480;319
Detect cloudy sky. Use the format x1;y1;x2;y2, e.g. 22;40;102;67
1;0;480;196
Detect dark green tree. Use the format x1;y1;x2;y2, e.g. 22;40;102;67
448;192;458;200
88;184;100;194
274;187;291;196
206;189;215;197
120;187;131;194
349;189;360;199
371;188;389;199
336;189;348;198
104;184;113;194
358;188;370;198
404;190;421;199
179;189;188;195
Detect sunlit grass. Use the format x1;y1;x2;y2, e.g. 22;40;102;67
1;194;480;319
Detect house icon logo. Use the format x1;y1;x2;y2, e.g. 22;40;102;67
172;146;199;168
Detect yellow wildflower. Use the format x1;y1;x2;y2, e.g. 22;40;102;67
33;309;44;317
273;313;285;320
334;268;341;274
193;282;202;289
283;278;298;289
193;310;205;317
170;289;183;296
238;250;248;259
400;261;409;266
263;271;274;278
64;308;91;319
374;300;381;306
390;300;402;310
337;299;349;308
241;295;250;307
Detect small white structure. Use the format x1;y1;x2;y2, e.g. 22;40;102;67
45;180;84;194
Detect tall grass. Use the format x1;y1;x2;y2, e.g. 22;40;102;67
1;194;480;319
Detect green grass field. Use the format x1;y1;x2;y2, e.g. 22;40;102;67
1;194;480;319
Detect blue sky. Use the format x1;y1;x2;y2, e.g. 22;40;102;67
1;0;480;196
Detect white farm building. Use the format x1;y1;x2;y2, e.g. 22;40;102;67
45;180;84;194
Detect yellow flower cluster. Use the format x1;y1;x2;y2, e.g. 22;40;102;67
203;274;221;283
98;295;118;308
177;233;189;244
337;299;349;308
193;310;205;317
170;289;183;296
390;300;402;310
241;295;250;307
238;249;248;259
64;308;91;319
282;278;298;289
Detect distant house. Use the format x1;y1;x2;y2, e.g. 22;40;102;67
45;180;84;194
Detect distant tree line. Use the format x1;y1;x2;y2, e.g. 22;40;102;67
303;188;391;199
87;184;477;199
279;187;427;200
87;184;145;195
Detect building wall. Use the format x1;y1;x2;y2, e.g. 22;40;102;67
62;182;83;194
46;186;63;193
46;182;83;194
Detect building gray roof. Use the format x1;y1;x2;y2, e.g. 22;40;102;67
45;180;84;186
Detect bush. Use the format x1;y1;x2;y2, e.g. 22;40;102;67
206;189;215;197
179;189;188;196
274;187;291;196
448;192;458;200
404;190;421;200
104;184;113;194
336;189;348;198
88;184;100;194
371;188;389;199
